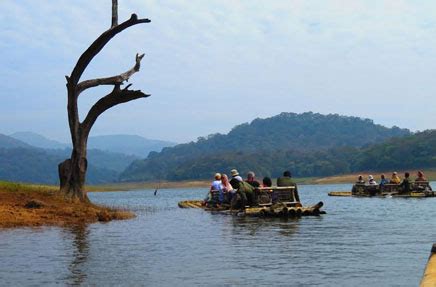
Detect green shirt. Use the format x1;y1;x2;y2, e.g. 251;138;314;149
277;176;296;188
238;181;254;193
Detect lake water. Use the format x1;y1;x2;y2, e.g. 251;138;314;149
1;183;436;286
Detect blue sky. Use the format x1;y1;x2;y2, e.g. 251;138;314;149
1;0;436;143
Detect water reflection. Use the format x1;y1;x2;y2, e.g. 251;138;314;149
63;224;90;286
230;216;301;237
2;184;436;286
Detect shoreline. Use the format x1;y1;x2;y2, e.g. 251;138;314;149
88;170;436;191
0;181;133;228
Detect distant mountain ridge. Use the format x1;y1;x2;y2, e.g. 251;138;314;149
10;131;69;149
0;134;136;184
9;132;177;158
0;134;32;149
0;132;176;184
88;134;177;157
120;112;412;182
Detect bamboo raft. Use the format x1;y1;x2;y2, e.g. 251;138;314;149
329;181;434;198
178;186;326;218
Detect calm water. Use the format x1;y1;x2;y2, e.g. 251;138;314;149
1;183;436;286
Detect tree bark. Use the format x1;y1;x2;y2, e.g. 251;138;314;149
111;0;118;28
58;2;150;201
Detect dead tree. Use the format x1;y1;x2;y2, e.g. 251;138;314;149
58;1;150;201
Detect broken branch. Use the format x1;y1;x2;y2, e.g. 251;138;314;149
76;53;145;95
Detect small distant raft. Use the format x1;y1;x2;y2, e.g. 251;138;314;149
178;186;326;217
329;181;434;198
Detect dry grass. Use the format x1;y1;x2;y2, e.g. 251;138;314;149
88;180;211;192
0;181;134;228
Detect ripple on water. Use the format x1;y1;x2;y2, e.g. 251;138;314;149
0;184;435;286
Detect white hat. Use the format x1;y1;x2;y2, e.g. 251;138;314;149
231;169;239;176
368;175;374;180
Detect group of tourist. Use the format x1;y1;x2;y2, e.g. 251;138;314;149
203;169;297;208
355;171;430;192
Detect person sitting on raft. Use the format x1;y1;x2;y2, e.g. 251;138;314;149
203;173;223;207
229;173;255;209
390;172;401;184
262;177;272;187
221;174;234;202
415;171;427;182
277;170;297;187
368;175;377;185
414;171;432;191
245;171;260;188
399;172;411;193
230;169;243;189
356;175;365;184
379;174;389;186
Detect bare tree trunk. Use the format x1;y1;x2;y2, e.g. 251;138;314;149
111;0;118;27
58;1;150;201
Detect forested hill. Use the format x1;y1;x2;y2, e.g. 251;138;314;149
120;112;412;181
0;134;138;184
352;129;436;171
0;134;32;148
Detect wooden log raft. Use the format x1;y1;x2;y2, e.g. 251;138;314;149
178;200;325;217
350;182;433;197
328;191;352;197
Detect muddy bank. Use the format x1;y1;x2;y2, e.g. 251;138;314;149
0;181;133;228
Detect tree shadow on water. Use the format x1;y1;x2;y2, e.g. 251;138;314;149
63;224;90;286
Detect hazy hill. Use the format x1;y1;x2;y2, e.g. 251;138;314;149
120;112;411;181
0;134;137;184
0;133;32;148
10;131;69;149
9;132;177;158
0;147;119;185
0;132;177;184
88;134;177;157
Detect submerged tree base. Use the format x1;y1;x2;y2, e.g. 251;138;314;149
0;181;134;228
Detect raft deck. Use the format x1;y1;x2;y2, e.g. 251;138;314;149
179;186;325;218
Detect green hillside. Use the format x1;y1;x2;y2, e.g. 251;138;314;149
353;129;436;171
120;112;412;181
0;134;138;184
0;147;119;184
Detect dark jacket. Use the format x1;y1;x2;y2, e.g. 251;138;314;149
400;178;411;193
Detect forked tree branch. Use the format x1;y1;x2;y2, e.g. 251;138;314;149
76;53;145;95
70;14;150;87
81;88;151;138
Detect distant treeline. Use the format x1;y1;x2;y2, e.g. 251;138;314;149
120;112;420;181
0;147;136;185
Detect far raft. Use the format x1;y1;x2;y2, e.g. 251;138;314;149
329;181;433;197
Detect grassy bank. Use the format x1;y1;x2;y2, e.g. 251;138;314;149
87;180;212;191
0;181;133;228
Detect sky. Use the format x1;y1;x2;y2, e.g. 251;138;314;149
1;0;436;143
